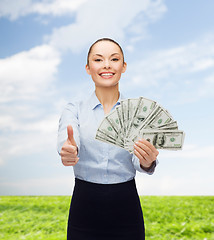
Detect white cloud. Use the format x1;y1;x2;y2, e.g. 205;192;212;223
0;111;59;133
0;157;4;166
0;44;60;102
48;0;167;52
197;73;214;97
0;0;31;20
135;143;214;195
128;38;214;85
160;144;214;159
0;115;59;164
0;174;75;195
32;0;87;16
0;44;62;165
122;33;214;102
0;0;87;20
136;173;214;195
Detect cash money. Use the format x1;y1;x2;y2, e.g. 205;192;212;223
140;130;185;149
95;130;124;148
95;96;185;153
157;121;178;130
125;130;185;153
126;97;157;138
95;117;124;146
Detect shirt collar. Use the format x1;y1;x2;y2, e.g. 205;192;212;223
89;91;124;110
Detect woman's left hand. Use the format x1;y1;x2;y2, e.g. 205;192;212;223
134;138;159;169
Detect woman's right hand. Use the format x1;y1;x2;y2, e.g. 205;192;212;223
60;125;79;166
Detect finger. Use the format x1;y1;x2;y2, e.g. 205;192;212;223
134;148;150;167
61;156;79;161
134;143;157;165
67;125;77;146
134;144;150;161
60;153;78;160
62;161;77;166
61;145;77;155
62;158;79;166
135;141;152;157
135;141;158;160
138;138;159;155
134;149;144;162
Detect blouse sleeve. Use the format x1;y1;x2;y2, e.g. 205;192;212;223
57;102;80;155
131;154;158;175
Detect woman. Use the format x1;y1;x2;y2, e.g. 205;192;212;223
57;38;159;240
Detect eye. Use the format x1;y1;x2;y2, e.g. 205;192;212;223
94;58;102;62
112;58;119;61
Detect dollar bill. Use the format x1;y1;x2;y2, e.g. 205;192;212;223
96;117;124;145
125;130;185;153
120;99;129;136
95;130;124;148
126;104;160;140
143;106;173;130
140;130;185;149
95;96;185;153
115;105;124;133
105;109;123;136
127;98;139;132
126;97;157;138
157;121;178;130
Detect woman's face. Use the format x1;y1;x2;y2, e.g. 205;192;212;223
85;41;127;88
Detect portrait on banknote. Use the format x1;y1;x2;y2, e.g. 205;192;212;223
153;133;165;148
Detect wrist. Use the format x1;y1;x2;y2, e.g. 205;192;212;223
140;160;156;172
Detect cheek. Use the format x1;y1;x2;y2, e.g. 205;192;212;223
92;63;101;71
119;64;126;73
113;65;123;74
88;66;98;75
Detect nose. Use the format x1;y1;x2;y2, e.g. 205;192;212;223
103;59;111;69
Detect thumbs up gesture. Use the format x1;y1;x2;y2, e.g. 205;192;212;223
60;125;79;166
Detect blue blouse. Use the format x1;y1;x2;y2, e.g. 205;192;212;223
57;91;156;184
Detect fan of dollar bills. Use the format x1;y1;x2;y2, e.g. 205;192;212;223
95;97;185;153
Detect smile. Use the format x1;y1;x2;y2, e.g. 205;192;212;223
99;72;115;78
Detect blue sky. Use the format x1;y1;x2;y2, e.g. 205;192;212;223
0;0;214;195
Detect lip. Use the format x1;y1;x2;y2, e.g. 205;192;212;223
99;72;115;78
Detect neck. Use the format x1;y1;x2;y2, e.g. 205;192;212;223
95;85;119;114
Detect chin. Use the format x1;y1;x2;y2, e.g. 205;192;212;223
94;81;119;88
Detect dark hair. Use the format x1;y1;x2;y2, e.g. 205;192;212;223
87;38;125;66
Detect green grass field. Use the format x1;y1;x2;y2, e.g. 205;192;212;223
0;196;213;240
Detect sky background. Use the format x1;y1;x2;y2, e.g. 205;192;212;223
0;0;214;196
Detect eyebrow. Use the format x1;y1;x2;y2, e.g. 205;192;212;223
92;53;120;57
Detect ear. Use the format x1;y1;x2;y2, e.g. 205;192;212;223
85;64;91;75
122;62;127;73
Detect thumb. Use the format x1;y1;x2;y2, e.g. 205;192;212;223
67;125;76;146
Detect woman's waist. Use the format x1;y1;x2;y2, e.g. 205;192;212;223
74;177;137;194
73;165;136;185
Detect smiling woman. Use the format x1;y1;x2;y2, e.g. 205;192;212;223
85;39;127;111
57;38;159;240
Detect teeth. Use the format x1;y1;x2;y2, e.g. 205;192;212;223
101;73;113;76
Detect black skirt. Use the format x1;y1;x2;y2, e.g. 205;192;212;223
67;178;145;240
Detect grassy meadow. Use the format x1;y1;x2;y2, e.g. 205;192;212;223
0;196;213;240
